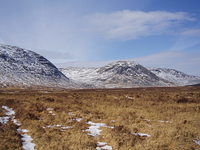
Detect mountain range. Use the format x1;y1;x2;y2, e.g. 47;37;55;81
60;61;200;88
0;44;200;88
60;61;173;88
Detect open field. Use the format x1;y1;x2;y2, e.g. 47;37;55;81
0;86;200;150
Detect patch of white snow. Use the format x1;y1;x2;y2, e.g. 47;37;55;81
0;116;10;124
158;120;171;123
96;142;113;150
43;124;72;130
74;118;83;122
143;119;172;123
125;96;134;100
86;121;107;136
193;139;200;146
2;106;15;115
21;133;36;150
13;118;21;126
132;133;151;137
68;112;74;116
1;105;36;150
86;121;114;137
47;108;56;116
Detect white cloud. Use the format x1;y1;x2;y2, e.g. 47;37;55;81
133;27;200;75
181;28;200;37
86;10;194;40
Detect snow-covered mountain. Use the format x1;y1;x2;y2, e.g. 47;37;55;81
0;44;78;88
60;61;173;88
150;68;200;86
1;43;199;88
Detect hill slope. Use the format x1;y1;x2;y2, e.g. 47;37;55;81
0;44;76;88
150;68;200;86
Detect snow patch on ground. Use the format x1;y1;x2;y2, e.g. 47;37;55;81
21;134;36;150
96;142;113;150
132;133;151;137
47;108;56;116
86;121;114;137
86;122;106;136
1;105;36;150
13;118;21;126
0;116;10;124
68;112;75;116
144;119;172;123
157;120;172;123
73;118;83;122
2;106;15;115
85;121;113;149
125;96;134;100
193;139;200;146
17;129;29;133
1;106;16;125
43;124;72;131
17;129;36;150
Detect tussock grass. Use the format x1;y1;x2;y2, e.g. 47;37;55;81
0;86;200;150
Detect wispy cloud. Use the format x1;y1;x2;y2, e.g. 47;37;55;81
167;28;200;51
133;27;200;75
181;28;200;37
86;10;194;40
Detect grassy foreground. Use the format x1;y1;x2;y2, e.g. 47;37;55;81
0;86;200;150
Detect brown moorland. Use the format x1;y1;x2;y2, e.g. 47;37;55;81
0;86;200;150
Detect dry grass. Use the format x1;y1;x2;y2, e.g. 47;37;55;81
0;86;200;150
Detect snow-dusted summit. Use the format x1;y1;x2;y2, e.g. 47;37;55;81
60;61;173;88
0;44;76;88
150;68;200;86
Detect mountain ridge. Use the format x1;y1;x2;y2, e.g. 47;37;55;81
150;68;200;86
60;61;200;88
0;44;78;88
60;61;174;88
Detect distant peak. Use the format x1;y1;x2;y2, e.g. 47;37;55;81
98;60;145;76
107;60;139;67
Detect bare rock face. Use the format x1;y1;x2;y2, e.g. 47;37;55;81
0;44;77;88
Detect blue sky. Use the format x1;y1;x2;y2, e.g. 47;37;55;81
0;0;200;75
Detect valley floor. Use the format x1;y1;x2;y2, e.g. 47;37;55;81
0;87;200;150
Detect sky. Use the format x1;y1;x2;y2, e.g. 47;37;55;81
0;0;200;75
